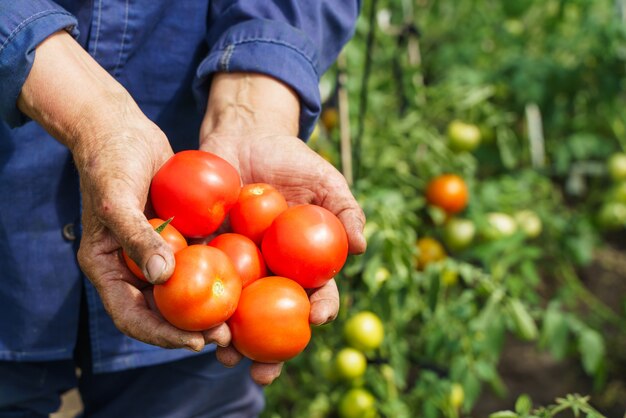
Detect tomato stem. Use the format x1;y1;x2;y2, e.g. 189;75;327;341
155;217;174;234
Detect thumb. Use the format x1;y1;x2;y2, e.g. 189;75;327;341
106;205;176;284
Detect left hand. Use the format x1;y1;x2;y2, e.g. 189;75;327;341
199;73;366;385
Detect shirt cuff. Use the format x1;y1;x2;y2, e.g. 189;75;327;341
194;20;321;140
0;1;79;127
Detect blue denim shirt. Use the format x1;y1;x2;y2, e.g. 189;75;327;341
0;0;359;373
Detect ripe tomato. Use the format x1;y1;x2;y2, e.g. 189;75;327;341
443;218;476;251
447;120;481;152
150;150;241;238
338;388;377;418
228;276;311;363
426;174;469;214
122;218;187;281
262;204;349;289
207;233;267;288
344;311;384;352
229;183;288;245
415;237;446;270
334;347;367;381
153;245;241;331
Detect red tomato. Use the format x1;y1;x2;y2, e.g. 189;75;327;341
228;276;311;363
229;183;288;245
425;174;469;214
153;245;242;331
262;204;348;289
208;233;267;288
122;218;187;281
150;150;241;238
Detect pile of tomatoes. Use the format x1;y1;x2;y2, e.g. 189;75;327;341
124;150;349;363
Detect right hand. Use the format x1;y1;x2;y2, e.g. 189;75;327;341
18;31;229;351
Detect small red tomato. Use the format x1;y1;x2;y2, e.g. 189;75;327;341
122;218;187;281
208;233;267;288
150;150;241;238
153;245;242;331
425;174;469;214
229;183;288;245
262;204;348;288
228;276;311;363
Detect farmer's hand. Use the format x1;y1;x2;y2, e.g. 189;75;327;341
18;30;227;352
200;73;366;385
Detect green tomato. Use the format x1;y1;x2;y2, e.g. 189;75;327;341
608;153;626;181
610;181;626;203
441;269;459;287
344;312;385;352
482;212;518;240
598;201;626;230
443;218;476;250
334;348;367;381
338;388;377;418
514;210;542;238
449;383;465;409
447;120;481;152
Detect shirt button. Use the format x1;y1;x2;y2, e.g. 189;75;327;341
63;223;76;241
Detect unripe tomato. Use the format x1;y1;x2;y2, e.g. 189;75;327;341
608;152;626;181
334;347;367;381
597;201;626;231
229;183;288;245
443;218;476;251
514;210;542;238
207;233;267;288
482;212;518;240
415;237;446;270
228;276;311;363
153;245;241;331
344;311;384;352
447;120;481;152
426;174;469;214
449;383;465;409
262;204;348;288
338;388;377;418
150;150;241;238
123;218;187;281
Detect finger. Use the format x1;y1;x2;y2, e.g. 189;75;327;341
317;169;367;255
216;345;244;368
250;362;283;386
202;323;231;347
308;279;340;325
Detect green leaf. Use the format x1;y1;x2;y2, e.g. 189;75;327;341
508;298;539;341
489;411;519;418
515;394;533;415
578;328;605;375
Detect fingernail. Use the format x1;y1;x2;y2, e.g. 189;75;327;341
146;254;166;283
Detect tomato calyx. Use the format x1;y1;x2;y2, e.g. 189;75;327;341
154;217;174;234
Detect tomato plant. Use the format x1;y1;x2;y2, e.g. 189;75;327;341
262;204;348;288
228;276;311;363
229;183;288;245
150;150;241;238
207;233;267;288
343;311;384;352
122;218;187;281
153;245;241;331
426;174;469;215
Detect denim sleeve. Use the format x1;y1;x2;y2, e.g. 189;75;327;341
0;0;78;127
195;1;361;140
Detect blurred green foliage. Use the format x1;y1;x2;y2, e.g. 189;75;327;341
264;0;626;416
